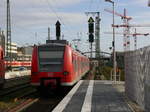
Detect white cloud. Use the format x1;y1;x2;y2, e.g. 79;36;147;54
130;0;148;6
117;3;128;7
12;11;86;28
0;0;87;30
0;0;87;46
12;0;84;8
134;0;147;4
115;0;148;7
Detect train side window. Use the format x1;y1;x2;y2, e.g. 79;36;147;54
76;57;77;72
73;59;76;72
76;58;78;72
73;55;77;73
78;58;79;72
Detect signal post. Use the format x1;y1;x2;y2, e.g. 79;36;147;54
88;17;94;58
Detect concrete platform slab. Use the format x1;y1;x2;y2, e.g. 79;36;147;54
52;80;133;112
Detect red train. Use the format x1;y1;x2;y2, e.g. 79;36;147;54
0;47;5;88
5;61;31;68
31;40;90;88
0;45;31;88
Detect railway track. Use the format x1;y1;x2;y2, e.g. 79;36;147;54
0;77;36;112
0;87;37;112
7;87;72;112
15;73;92;112
0;82;31;97
0;75;31;97
0;75;88;112
4;76;30;88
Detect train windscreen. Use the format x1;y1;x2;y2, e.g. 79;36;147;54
38;45;65;72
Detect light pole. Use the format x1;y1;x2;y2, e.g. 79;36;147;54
105;0;116;83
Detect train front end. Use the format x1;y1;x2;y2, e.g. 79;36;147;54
31;42;73;88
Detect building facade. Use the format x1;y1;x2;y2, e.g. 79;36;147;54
0;30;5;55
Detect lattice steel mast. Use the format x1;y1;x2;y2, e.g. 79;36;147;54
6;0;12;68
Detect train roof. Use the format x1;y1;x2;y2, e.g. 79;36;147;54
35;40;88;58
38;43;66;47
46;40;69;45
36;40;69;47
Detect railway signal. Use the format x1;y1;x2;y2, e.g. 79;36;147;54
56;21;61;40
89;33;94;43
88;17;94;42
86;12;101;59
88;17;94;33
88;17;95;58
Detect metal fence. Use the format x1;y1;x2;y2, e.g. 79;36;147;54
125;46;150;111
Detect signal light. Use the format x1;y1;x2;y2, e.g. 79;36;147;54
88;17;94;34
89;23;94;33
89;33;94;43
112;41;114;47
56;26;60;37
56;21;61;40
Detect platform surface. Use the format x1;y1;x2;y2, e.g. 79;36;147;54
52;80;133;112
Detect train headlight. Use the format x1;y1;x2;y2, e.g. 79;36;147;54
63;71;69;75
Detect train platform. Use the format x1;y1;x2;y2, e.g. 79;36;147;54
52;80;133;112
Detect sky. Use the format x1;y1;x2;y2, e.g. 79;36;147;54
0;0;150;53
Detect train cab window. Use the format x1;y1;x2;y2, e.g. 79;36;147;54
75;59;78;73
72;55;76;73
38;45;65;72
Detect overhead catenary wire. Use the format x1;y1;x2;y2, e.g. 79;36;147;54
11;25;47;45
45;0;74;36
1;0;90;51
52;0;77;30
10;0;63;45
5;0;48;45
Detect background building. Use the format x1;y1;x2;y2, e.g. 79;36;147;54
0;30;5;55
0;30;32;61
